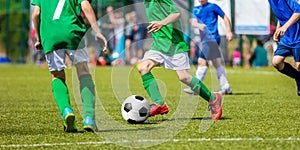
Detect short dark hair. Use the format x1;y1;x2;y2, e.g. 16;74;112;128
256;39;263;46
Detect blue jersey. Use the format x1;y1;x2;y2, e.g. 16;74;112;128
268;0;300;48
192;3;225;44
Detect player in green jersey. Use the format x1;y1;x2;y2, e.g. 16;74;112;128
138;0;223;120
31;0;107;132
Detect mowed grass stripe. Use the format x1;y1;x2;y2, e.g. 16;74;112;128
2;137;300;148
0;64;300;149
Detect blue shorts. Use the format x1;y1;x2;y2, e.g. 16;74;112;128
199;42;222;60
274;44;300;62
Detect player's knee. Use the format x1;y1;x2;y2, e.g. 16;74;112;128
75;62;89;76
271;59;280;69
177;73;192;84
51;70;65;80
137;64;149;75
178;76;189;83
271;61;278;69
272;56;285;70
295;63;300;71
198;58;207;66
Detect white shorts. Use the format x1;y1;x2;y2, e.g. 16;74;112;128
232;58;241;66
142;50;190;70
45;48;89;71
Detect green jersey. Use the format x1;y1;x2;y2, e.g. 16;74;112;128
31;0;87;54
144;0;189;55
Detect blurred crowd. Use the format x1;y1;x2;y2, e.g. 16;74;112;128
88;6;149;66
29;5;277;69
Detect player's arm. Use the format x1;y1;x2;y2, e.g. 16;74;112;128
147;12;181;33
273;21;281;42
80;0;108;53
221;15;233;41
275;13;300;38
31;5;42;50
190;18;206;31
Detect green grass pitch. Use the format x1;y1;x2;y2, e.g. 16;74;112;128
0;64;300;149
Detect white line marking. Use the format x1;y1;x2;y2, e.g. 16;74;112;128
2;138;300;148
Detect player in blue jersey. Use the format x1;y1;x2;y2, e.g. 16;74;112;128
268;0;300;96
184;0;233;95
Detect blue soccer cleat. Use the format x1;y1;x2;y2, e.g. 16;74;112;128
62;107;77;133
83;116;98;132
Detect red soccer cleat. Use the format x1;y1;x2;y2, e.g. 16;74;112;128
208;92;223;120
150;102;169;117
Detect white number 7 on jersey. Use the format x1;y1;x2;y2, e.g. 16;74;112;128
53;0;66;20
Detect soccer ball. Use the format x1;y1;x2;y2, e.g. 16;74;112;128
121;95;150;124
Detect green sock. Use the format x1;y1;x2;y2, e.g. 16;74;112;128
189;76;215;102
52;78;71;115
142;72;164;106
79;74;95;119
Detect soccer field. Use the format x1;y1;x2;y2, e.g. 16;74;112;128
1;64;300;149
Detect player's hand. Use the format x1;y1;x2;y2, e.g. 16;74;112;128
147;21;164;33
275;26;287;37
95;32;108;54
273;27;286;42
226;32;233;41
198;24;206;31
273;33;280;43
34;41;43;50
102;46;108;54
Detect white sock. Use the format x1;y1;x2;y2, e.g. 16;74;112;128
216;66;230;89
196;66;208;81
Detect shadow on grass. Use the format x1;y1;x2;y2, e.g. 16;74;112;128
191;116;231;120
79;117;231;133
154;117;231;122
72;130;87;133
228;92;263;95
97;126;161;133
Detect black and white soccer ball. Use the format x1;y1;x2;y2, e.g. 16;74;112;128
121;95;150;124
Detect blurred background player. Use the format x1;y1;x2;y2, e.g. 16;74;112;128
232;46;241;68
31;0;107;132
184;0;233;95
250;39;269;68
268;0;300;95
124;11;146;65
101;5;115;52
137;0;223;120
